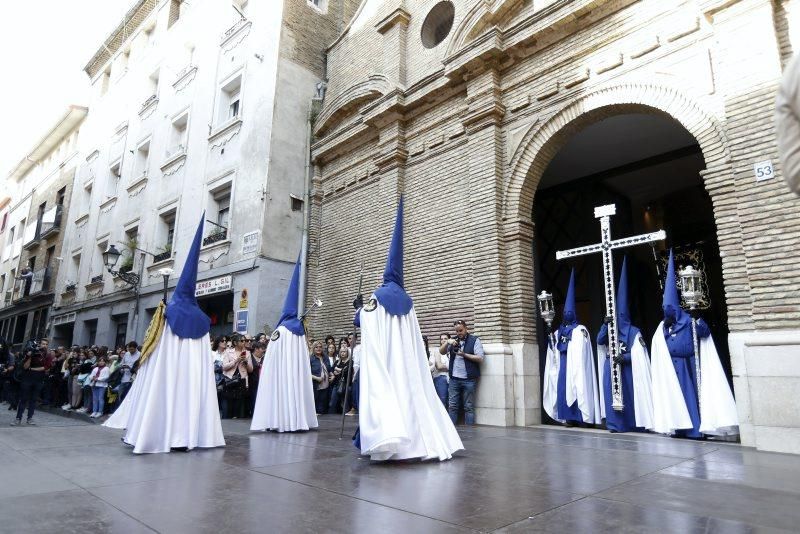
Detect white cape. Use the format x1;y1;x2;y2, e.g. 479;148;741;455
250;326;318;432
650;321;739;436
597;332;655;430
358;299;464;461
104;325;225;454
542;326;601;424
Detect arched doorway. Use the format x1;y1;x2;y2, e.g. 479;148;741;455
532;111;731;425
502;84;747;429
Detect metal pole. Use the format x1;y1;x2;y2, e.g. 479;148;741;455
131;251;146;340
162;275;169;303
298;105;313;317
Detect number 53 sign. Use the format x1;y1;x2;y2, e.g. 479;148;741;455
754;160;774;182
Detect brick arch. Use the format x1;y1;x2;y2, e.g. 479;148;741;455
504;83;731;224
501;82;752;347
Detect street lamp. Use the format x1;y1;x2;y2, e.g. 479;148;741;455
103;244;140;290
157;267;174;302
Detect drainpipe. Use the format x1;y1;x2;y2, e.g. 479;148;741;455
297;104;313;317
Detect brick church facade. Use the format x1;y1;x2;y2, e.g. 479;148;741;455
307;0;800;453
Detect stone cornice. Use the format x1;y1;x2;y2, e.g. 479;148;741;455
375;7;411;34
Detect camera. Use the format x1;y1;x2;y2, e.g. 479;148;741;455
448;337;462;354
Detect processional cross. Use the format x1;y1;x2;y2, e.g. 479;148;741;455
555;204;665;411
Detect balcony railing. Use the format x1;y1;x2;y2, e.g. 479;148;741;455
202;229;227;246
89;274;104;285
28;267;51;296
221;17;248;44
39;205;63;239
152;248;172;263
140;94;158;113
63;282;77;293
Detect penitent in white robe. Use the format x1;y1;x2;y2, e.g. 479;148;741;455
104;324;225;454
542;326;601;424
597;331;655;430
357;299;464;461
650;321;738;436
250;326;318;432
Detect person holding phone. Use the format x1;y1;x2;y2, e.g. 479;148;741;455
222;334;253;418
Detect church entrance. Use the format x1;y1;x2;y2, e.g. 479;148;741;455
531;111;732;427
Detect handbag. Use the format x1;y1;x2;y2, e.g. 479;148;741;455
222;368;247;399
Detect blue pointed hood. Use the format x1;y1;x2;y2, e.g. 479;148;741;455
617;256;633;346
558;268;578;346
276;256;304;336
373;195;413;316
166;213;211;339
662;250;685;321
563;268;577;325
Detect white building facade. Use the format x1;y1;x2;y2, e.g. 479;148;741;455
52;0;356;347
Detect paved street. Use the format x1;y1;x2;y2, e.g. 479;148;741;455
0;405;798;533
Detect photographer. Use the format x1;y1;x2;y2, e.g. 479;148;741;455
118;341;140;402
222;334;253;418
12;343;48;426
440;320;484;426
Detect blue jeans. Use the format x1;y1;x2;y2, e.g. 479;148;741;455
119;381;132;402
92;386;106;414
448;377;476;425
433;375;448;407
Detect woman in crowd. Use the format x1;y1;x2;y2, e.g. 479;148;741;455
310;341;330;415
328;338;352;414
429;334;450;407
248;341;266;416
222;334;253;418
88;356;110;418
211;336;228;418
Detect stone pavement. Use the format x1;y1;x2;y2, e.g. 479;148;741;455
0;404;798;533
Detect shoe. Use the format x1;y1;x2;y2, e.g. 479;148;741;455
10;419;21;426
61;403;71;410
345;409;357;416
26;418;36;425
77;407;88;413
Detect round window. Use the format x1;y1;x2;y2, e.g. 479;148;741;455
421;1;455;49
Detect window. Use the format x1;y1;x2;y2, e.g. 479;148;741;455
205;185;231;245
8;226;15;243
0;274;5;294
93;241;107;280
0;211;7;233
122;227;138;272
81;182;93;215
168;112;189;157
69;254;81;285
134;139;150;177
308;0;327;13
107;160;122;198
37;202;47;233
421;1;455;49
143;25;155;48
218;74;242;124
56;187;66;206
148;68;160;98
291;194;303;212
155;209;177;260
99;68;111;96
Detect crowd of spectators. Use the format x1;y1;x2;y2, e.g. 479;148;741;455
0;318;483;426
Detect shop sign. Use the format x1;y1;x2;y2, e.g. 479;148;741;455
242;231;260;255
195;275;232;297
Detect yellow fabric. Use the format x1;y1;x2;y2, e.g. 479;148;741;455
138;301;166;368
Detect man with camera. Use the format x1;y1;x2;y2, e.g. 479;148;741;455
440;320;484;426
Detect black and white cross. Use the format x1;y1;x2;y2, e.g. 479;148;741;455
556;204;665;411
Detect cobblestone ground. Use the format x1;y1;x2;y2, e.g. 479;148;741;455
0;405;797;533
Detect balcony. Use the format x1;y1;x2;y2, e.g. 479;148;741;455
39;205;63;239
11;278;26;302
22;222;39;250
63;282;77;293
28;267;51;296
88;274;104;286
221;17;249;45
152;248;172;263
202;228;227;246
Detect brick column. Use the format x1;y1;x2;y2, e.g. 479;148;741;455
460;66;517;425
375;6;409;89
